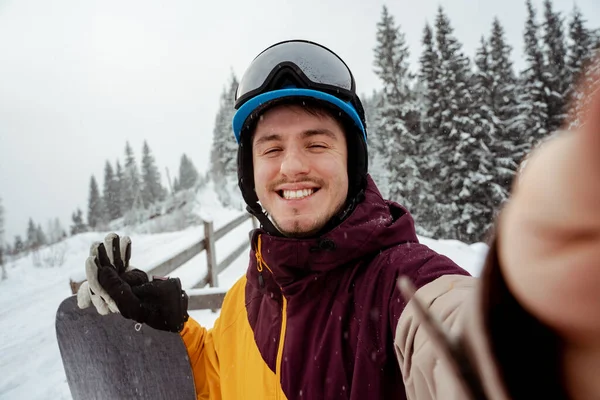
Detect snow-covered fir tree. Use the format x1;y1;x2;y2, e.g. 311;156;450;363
0;196;4;249
46;218;66;244
439;35;496;242
511;0;550;153
122;141;142;211
566;6;592;99
566;6;599;128
103;160;121;221
70;208;87;235
35;223;47;247
487;17;523;195
425;7;479;241
141;140;165;207
419;23;439;137
0;197;5;280
115;160;126;214
26;218;37;250
177;153;200;192
373;5;427;225
209;73;241;207
414;22;444;237
13;235;24;254
87;175;105;229
542;0;569;132
362;90;389;198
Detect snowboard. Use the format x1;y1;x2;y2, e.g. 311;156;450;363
55;295;196;400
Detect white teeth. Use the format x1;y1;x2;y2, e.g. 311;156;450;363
282;189;314;200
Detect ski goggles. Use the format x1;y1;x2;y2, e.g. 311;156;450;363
233;40;366;142
234;40;357;108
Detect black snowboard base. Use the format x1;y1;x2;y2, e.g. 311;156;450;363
56;295;196;400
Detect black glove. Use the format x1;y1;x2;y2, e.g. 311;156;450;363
88;233;189;333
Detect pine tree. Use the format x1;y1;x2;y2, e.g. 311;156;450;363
103;160;121;221
115;160;125;216
210;75;239;181
141;140;165;207
419;23;440;137
373;5;425;220
566;6;597;127
0;197;4;280
472;37;497;142
178;154;200;191
416;22;443;237
209;73;241;206
573;49;600;127
487;18;521;200
373;6;414;111
122;142;141;211
542;0;569;131
489;18;519;126
35;223;47;246
566;6;592;91
426;7;478;241
512;0;549;153
46;218;66;244
70;208;87;235
363;91;389;198
14;235;24;254
26;218;37;250
446;36;497;242
87;175;105;229
0;196;4;249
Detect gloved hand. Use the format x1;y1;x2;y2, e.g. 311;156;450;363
77;233;148;315
77;232;189;333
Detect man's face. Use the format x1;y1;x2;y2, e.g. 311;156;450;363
252;104;349;237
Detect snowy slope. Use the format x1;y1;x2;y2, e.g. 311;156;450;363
0;186;488;400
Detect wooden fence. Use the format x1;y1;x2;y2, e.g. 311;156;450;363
70;213;256;310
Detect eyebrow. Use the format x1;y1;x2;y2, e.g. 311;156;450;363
302;128;337;141
254;129;338;147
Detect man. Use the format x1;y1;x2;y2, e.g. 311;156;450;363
78;40;600;399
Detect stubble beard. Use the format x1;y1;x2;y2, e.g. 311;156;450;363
272;200;346;238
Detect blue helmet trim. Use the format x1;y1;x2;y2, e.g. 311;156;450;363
232;88;367;144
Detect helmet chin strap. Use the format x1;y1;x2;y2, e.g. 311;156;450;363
246;202;283;237
246;187;365;238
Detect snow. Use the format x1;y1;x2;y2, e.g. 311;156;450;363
0;186;488;400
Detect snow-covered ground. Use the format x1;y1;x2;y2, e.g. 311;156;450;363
0;187;488;400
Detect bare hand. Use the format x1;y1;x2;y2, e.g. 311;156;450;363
498;65;600;345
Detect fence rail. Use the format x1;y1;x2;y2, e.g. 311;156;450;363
69;213;256;310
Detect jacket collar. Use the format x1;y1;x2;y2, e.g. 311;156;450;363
249;175;418;290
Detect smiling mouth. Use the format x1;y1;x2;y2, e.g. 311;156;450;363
277;188;320;200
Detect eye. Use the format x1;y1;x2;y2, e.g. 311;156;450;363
308;143;328;149
263;147;282;155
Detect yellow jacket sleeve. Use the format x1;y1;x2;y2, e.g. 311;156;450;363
180;317;221;400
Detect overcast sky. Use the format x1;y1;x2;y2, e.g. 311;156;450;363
1;0;599;241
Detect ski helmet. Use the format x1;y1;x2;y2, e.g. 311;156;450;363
233;39;369;234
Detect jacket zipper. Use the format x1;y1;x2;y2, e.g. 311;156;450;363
275;295;287;399
255;235;287;399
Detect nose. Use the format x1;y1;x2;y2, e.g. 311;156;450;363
280;147;310;178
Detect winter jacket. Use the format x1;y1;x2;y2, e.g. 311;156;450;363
179;176;472;399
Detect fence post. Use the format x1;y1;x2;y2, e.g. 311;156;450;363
204;220;218;288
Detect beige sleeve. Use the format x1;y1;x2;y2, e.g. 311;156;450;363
394;274;475;400
394;273;511;400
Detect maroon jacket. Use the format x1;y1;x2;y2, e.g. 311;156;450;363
244;176;469;399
